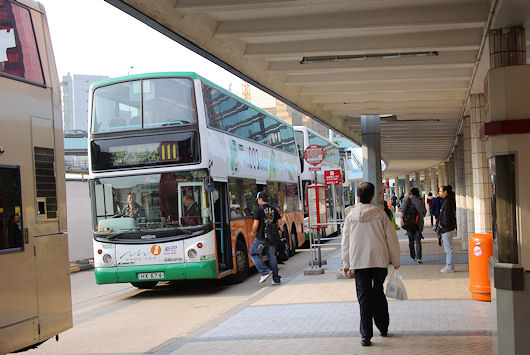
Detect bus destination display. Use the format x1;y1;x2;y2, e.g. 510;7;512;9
109;142;179;167
91;131;199;171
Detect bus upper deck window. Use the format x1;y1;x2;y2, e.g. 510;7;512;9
0;0;44;85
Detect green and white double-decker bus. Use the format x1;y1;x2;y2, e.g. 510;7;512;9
294;126;344;237
89;72;305;288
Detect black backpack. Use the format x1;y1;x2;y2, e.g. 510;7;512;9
402;199;419;232
264;220;281;246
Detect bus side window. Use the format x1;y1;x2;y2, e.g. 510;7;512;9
0;166;24;251
228;178;256;218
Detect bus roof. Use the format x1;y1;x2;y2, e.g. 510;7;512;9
90;71;295;130
293;125;339;148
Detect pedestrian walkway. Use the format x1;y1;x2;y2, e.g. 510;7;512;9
151;219;493;355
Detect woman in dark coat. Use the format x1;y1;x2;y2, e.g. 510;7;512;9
437;185;456;273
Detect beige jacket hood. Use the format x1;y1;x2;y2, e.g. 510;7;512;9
341;203;401;270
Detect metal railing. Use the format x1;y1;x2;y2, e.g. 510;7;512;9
308;219;344;267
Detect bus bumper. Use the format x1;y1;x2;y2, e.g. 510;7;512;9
94;261;218;284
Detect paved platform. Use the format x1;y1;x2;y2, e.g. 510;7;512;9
150;228;494;355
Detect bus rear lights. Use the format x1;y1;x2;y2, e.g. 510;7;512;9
97;249;103;254
197;243;203;248
187;249;197;258
102;254;112;263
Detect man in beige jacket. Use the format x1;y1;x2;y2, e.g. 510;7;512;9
341;182;401;347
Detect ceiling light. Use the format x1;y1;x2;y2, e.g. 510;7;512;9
345;115;440;123
300;51;439;64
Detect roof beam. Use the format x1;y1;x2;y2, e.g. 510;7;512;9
300;80;471;95
329;107;461;116
217;2;489;38
310;89;468;104
245;28;483;58
175;0;301;11
322;99;463;111
286;67;472;85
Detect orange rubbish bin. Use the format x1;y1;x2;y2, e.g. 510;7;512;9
468;233;493;301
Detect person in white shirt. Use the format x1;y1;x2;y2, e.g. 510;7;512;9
341;182;401;347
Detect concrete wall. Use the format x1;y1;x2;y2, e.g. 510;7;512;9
65;180;92;262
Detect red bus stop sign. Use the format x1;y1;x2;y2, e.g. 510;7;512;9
324;169;342;185
304;145;325;166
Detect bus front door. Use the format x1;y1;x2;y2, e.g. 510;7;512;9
213;182;232;273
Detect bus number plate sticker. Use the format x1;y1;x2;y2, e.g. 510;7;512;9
137;272;164;280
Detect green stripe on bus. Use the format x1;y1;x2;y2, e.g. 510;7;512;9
94;261;218;284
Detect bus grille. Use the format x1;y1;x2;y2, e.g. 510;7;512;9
34;147;57;219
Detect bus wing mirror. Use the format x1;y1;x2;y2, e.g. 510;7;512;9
205;176;215;192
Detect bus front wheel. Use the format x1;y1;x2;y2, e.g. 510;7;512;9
227;239;249;284
131;281;158;289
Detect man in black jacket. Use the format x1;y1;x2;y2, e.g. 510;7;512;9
438;185;457;273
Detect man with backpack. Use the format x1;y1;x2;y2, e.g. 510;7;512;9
400;187;427;263
250;191;282;285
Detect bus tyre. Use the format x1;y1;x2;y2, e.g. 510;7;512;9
228;239;249;284
289;230;297;256
131;281;158;289
279;228;289;262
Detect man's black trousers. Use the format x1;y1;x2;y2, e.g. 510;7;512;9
354;267;389;339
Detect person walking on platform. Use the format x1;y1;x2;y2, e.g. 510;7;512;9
341;182;401;347
250;191;283;285
431;190;443;246
438;185;457;273
400;188;427;263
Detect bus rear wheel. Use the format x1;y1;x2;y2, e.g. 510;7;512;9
289;230;298;256
131;281;158;289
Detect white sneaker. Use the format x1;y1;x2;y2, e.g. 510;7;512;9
259;271;272;283
440;267;455;273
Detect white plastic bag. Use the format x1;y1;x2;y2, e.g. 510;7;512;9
385;269;408;300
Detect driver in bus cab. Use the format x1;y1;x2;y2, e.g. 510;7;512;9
181;194;200;226
122;193;145;218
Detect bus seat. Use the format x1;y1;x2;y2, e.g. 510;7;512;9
109;111;130;130
130;115;141;128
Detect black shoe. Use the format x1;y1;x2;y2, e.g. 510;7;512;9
438;236;442;246
361;337;371;346
380;330;389;337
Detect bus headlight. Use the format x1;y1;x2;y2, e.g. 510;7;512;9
187;249;197;258
103;254;113;263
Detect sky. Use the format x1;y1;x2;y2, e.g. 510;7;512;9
40;0;242;91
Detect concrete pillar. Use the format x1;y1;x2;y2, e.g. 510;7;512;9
414;171;421;192
489;27;526;68
455;135;468;248
424;169;431;197
486;26;530;355
430;168;438;191
394;177;400;197
463;115;475;243
469;93;492;234
404;174;410;195
437;164;444;187
352;181;358;204
361;115;382;204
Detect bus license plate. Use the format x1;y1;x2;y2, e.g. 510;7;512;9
137;272;164;280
